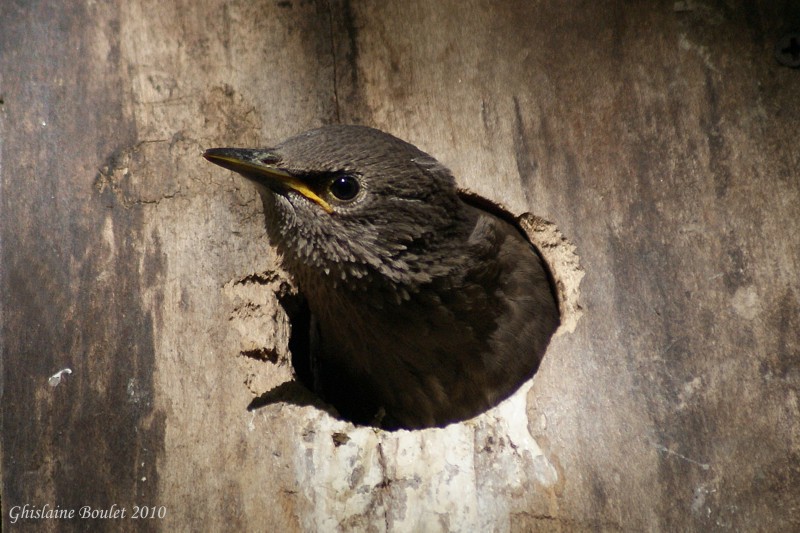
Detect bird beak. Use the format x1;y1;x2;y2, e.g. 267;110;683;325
203;147;333;213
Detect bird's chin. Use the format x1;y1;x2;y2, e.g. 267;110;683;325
264;188;295;214
256;192;337;275
254;188;409;294
254;186;307;230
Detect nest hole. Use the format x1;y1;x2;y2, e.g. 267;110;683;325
250;193;583;430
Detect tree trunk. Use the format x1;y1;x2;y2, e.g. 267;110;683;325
2;1;798;531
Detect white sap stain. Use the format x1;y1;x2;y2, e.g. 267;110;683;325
291;381;557;532
48;368;73;387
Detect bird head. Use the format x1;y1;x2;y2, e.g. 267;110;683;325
204;125;470;291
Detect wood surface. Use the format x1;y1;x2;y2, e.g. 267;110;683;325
2;1;798;531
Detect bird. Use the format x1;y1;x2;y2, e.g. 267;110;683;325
203;125;559;429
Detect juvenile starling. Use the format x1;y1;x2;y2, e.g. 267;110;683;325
204;125;559;429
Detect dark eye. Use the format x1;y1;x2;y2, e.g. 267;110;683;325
328;175;360;201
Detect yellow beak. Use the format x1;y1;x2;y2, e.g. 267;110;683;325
203;148;333;213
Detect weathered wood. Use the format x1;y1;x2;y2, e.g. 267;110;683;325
2;0;798;531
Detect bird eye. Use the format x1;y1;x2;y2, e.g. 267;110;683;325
328;175;360;201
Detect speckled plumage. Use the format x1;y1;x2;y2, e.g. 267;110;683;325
205;125;559;429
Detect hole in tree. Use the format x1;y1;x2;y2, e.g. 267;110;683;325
782;36;800;61
281;292;392;428
262;200;582;430
284;293;313;388
248;193;580;431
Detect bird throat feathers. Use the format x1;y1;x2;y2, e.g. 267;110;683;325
262;190;482;302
